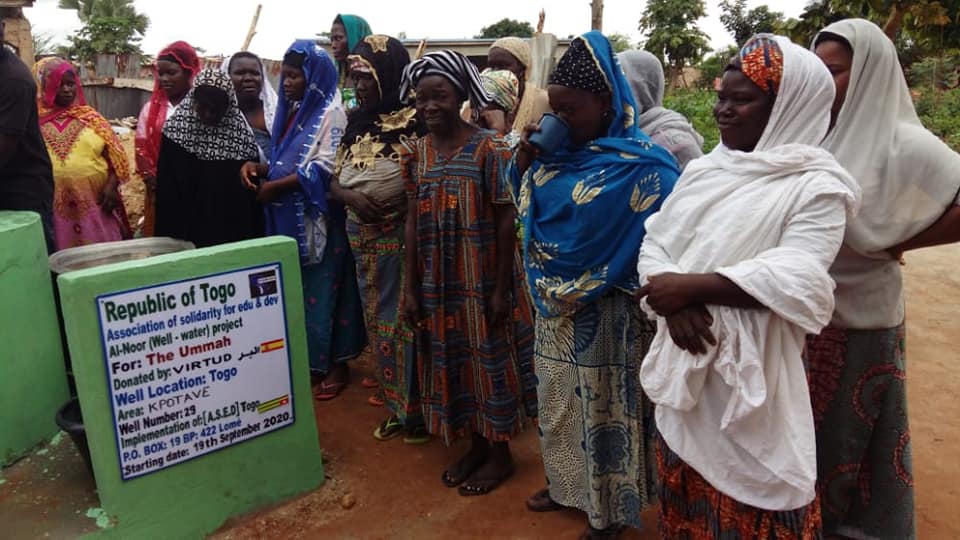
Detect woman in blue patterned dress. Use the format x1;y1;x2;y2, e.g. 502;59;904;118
508;32;680;539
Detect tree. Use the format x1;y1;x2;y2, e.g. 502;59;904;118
697;45;739;89
64;16;144;60
639;0;710;85
59;0;150;61
606;33;633;53
592;0;604;31
58;0;149;35
476;18;534;39
719;0;785;45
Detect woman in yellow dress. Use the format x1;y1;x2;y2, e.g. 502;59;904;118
34;57;130;250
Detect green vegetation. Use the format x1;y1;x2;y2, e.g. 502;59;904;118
913;87;960;150
639;0;710;86
476;18;534;39
58;0;150;60
663;88;720;152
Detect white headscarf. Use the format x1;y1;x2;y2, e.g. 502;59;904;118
638;36;861;511
220;53;279;135
817;19;960;255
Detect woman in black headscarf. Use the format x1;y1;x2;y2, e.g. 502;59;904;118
330;34;426;442
155;69;262;247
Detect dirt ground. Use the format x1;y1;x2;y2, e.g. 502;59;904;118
1;245;958;539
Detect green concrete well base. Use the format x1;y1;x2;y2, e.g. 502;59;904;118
57;236;323;538
0;211;69;466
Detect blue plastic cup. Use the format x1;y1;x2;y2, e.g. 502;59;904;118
528;113;570;156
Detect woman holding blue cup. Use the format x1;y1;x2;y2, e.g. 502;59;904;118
507;31;680;539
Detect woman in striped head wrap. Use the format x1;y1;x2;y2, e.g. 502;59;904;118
399;50;537;497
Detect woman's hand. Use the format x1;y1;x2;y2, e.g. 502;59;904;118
637;272;693;316
403;289;424;330
256;180;280;203
885;243;906;264
488;288;511;328
515;123;542;177
344;191;387;222
240;161;265;192
480;108;508;135
665;305;716;355
99;176;121;213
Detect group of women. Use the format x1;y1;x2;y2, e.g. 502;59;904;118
30;12;959;539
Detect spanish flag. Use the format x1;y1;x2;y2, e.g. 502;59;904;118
260;338;285;353
257;395;290;414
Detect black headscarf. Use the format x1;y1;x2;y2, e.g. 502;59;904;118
339;34;420;168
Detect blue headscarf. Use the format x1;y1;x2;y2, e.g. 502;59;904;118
266;40;341;261
509;31;680;317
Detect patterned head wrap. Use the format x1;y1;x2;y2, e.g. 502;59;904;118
480;69;519;113
340;34;419;169
163;69;260;162
400;50;493;110
490;37;532;69
548;36;610;94
735;34;784;97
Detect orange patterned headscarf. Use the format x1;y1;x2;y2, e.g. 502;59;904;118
737;34;784;97
33;57;131;183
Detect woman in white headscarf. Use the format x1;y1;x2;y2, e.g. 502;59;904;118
221;52;279;158
618;50;704;169
637;34;860;537
809;19;960;540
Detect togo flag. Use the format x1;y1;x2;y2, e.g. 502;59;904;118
257;395;290;414
260;338;285;353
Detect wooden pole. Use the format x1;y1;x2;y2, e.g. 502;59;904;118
241;4;263;52
590;0;603;32
415;39;428;59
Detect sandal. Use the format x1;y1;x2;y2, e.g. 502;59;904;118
367;393;385;406
313;380;346;401
402;424;430;445
361;376;379;389
373;416;403;441
526;488;564;512
458;462;515;497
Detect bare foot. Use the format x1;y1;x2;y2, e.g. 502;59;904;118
458;441;514;496
441;434;489;487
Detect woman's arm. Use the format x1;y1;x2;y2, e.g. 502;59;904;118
403;195;422;326
888;204;960;259
490;203;516;326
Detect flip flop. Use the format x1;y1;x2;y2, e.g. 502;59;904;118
526;488;564;512
373;416;403;441
361;377;379;389
402;424;430;445
458;463;515;497
367;394;385;406
313;380;346;401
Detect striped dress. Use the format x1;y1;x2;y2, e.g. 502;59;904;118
402;129;537;444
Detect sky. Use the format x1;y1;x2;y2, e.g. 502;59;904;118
25;0;806;60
